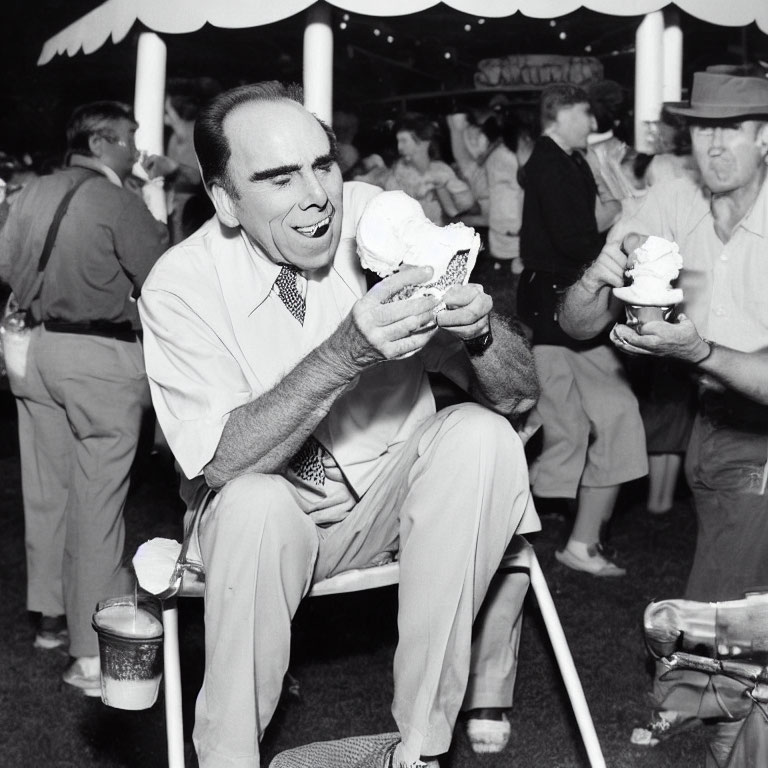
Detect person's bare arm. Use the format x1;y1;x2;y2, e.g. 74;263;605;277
429;163;475;218
203;266;441;489
446;114;481;185
595;197;622;232
612;314;768;406
558;233;649;340
435;285;539;416
143;154;202;187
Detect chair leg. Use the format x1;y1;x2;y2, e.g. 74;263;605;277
163;598;186;768
528;553;607;768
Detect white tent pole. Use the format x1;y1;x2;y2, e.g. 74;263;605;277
134;31;167;221
663;9;683;103
303;2;333;125
634;11;664;153
134;32;166;156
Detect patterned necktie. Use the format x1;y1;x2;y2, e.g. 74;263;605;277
289;435;326;487
275;266;324;485
275;265;305;325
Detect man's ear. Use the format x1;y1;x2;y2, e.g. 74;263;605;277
88;133;105;160
210;183;241;229
758;123;768;162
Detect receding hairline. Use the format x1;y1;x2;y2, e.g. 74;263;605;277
221;97;331;150
219;98;335;187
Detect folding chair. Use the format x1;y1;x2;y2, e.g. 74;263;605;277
134;527;606;768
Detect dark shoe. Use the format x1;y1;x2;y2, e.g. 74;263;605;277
532;496;571;521
62;656;101;697
646;509;675;532
34;615;69;650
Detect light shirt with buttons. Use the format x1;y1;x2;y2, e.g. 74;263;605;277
139;181;471;523
609;174;768;353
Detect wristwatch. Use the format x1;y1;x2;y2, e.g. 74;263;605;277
464;326;493;357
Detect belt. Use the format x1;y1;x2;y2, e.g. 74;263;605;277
42;320;138;342
698;389;768;433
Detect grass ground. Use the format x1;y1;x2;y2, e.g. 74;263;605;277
0;260;707;767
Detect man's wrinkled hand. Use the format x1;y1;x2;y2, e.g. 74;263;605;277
581;242;628;294
336;266;442;369
610;313;709;363
435;283;492;341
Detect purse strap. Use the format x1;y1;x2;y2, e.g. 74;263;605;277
37;169;96;274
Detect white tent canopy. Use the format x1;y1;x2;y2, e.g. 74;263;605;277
34;0;768;213
37;0;768;64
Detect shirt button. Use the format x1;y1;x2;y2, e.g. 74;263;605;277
720;253;728;262
714;306;727;317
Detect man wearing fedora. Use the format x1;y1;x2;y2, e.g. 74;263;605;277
558;67;768;746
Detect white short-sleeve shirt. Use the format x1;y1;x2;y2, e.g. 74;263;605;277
609;175;768;352
140;181;449;499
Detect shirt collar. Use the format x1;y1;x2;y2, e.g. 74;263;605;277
240;231;312;315
69;154;123;187
682;174;768;240
739;174;768;237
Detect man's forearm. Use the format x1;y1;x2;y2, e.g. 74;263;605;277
559;277;619;339
696;345;768;406
204;334;358;489
467;313;539;416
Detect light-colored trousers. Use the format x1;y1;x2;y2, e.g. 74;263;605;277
530;344;648;497
11;327;150;657
193;403;539;768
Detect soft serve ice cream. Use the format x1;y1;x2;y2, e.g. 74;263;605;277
613;235;684;307
356;190;481;303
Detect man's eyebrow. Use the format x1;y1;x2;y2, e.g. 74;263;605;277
248;153;337;183
312;153;336;168
249;163;301;183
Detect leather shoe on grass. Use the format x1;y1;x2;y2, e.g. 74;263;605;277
34;614;69;650
555;544;626;577
62;656;101;697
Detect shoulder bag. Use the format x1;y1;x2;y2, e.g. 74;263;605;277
1;171;94;381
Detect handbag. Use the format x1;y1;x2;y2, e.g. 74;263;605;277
517;268;606;349
0;171;94;381
0;292;30;381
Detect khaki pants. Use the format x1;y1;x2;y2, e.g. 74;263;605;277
530;344;647;497
193;403;539;768
13;326;150;657
685;412;768;602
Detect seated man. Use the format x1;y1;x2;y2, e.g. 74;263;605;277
139;81;540;768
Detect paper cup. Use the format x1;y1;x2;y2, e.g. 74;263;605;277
92;596;163;710
624;305;674;326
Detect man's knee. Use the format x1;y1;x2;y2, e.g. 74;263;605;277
440;403;522;458
203;473;313;553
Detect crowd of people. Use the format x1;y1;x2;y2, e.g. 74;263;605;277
1;63;767;768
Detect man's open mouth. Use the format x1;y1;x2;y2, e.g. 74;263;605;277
295;214;332;238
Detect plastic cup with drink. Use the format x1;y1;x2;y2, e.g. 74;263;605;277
92;595;164;710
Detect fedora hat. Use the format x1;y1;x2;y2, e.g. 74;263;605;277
665;72;768;120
